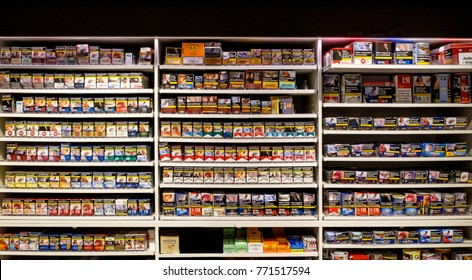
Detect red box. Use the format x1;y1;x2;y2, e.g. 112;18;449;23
438;43;472;64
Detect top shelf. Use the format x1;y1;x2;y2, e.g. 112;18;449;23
323;64;472;74
0;64;154;73
159;65;317;73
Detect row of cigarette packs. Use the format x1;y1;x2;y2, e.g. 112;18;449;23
161;167;315;184
330;249;470;260
2;95;153;114
161;121;315;139
165;44;315;65
5;121;151;138
324;142;468;158
161;95;294;115
0;45;152;65
161;190;315;217
1;198;152;216
0;230;152;252
159;144;316;163
326;169;472;184
6;143;150;162
324;41;430;66
325;229;464;245
221;228;317;254
3;171;153;189
0;72;148;89
324;190;468;216
162;70;298;90
323;73;471;103
324;116;468;130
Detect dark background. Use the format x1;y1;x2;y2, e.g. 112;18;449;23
1;1;471;38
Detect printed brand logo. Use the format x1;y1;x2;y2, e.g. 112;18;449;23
187;45;199;52
402;76;411;84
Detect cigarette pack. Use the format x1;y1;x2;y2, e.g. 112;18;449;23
222;51;237;65
279;70;296;89
165;47;182;65
66;46;77;65
363;81;395;103
86;46;99;65
84;73;96;89
323;74;340;103
74;73;85;89
193;122;202;138
20;47;32;64
217;98;231;114
395;42;414;64
181;122;192;138
433;74;451;103
414;42;430;65
245;70;262;89
262;70;278;89
237;146;248;162
242;122;253;138
203;73;219;89
373;41;393;64
394;74;413;103
351;42;372;64
236;51;250;65
452;73;471;103
182;43;204;65
229;71;245;89
186;96;201;114
225;146;236;162
341;74;362;103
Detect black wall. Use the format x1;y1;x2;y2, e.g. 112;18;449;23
2;1;472;38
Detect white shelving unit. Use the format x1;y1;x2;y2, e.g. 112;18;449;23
0;36;159;260
2;36;472;260
319;37;472;259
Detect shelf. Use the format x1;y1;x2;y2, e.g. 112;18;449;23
0;249;155;257
0;64;154;72
323;103;472;108
0;219;156;228
322;64;472;74
323;130;472;135
158;252;319;258
159;113;317;119
159;137;317;144
0;137;154;143
323;157;472;162
322;217;472;227
0;215;154;221
159;183;317;189
0;113;154;119
159;162;317;167
0;89;153;94
0;188;154;194
323;183;472;189
158;217;318;228
0;161;154;167
323;240;472;249
159;64;317;73
159;89;317;95
324;215;472;221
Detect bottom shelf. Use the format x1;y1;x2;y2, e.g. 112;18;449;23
0;249;155;256
158;252;319;258
323;239;472;249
